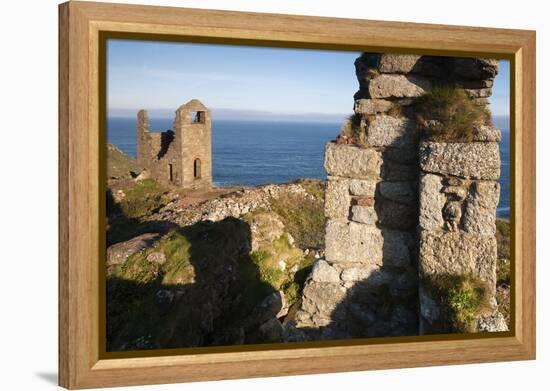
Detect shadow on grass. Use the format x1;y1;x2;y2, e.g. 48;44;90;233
106;190;280;351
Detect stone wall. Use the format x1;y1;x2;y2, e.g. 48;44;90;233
287;53;506;341
418;126;505;333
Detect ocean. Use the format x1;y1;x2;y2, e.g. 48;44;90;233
107;116;511;218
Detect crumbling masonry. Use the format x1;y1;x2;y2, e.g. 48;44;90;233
287;54;506;340
137;99;212;189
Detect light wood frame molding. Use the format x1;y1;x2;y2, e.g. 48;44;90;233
59;1;536;389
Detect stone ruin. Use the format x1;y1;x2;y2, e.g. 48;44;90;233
287;53;506;340
137;99;212;189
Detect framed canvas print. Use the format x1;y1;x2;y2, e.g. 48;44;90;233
58;1;536;389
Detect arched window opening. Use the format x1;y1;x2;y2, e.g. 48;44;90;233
193;158;201;179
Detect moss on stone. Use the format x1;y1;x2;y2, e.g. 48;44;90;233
424;273;492;333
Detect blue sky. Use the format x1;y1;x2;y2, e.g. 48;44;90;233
107;39;510;120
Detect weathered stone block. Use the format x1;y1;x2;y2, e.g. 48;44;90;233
325;220;383;264
382;146;419;164
465;88;492;98
419;231;497;294
377;199;417;230
324;143;382;179
349;179;377;196
310;259;341;283
365;115;416;148
340;264;378;282
456;79;494;89
367;74;431;99
350;205;377;225
354;195;375;207
379;229;415;268
354;99;393;115
326;220;415;267
301;281;347;316
381;160;419;181
452;57;499;80
463;181;500;235
378;181;417;205
419;141;500;180
324;176;350;220
378;54;421;73
419;174;446;231
442;185;468;201
472;125;502;142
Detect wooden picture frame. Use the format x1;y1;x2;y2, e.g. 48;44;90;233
59;1;536;388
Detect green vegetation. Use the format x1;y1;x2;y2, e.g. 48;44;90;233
107;218;275;350
107;144;138;179
291;178;325;200
497;258;511;286
495;218;511;326
424;273;491;333
107;178;326;349
119;179;168;219
340;113;367;147
415;85;492;142
496;218;511;260
269;190;325;250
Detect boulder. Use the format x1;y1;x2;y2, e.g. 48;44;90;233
256;318;284;342
244;291;285;331
419;141;500;180
367;74;431;99
106;233;160;266
324;143;382;179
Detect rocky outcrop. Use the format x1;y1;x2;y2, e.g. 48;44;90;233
106;178;325;351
